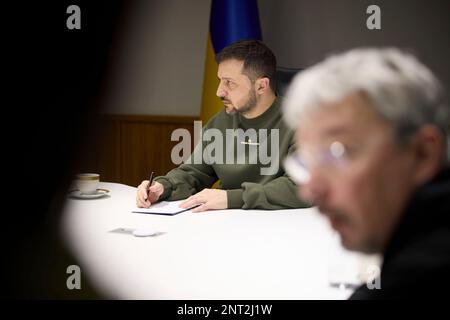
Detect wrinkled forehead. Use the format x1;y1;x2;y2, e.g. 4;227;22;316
217;59;247;78
296;92;392;143
217;59;252;85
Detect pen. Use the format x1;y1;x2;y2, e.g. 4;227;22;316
147;171;155;195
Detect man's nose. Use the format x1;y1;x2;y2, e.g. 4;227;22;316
216;83;227;98
298;171;329;205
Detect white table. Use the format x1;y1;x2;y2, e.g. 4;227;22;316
62;182;378;299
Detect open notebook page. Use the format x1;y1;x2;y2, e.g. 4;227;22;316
132;200;199;215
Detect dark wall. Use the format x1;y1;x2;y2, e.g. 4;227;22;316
259;0;450;93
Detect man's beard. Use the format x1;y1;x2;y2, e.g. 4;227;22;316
224;89;257;115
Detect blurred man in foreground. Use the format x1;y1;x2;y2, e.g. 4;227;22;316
283;48;450;299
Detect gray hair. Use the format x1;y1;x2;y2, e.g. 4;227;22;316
283;48;449;160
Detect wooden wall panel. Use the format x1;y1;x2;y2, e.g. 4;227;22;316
98;117;121;182
86;114;196;187
75;117;120;183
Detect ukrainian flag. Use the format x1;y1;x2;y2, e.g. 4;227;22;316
200;0;262;123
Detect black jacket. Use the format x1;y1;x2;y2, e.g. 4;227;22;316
350;168;450;299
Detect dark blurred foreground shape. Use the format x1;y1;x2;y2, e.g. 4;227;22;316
3;0;130;298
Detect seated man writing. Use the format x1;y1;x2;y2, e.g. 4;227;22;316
136;40;308;212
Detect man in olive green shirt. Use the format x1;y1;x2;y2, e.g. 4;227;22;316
136;40;308;212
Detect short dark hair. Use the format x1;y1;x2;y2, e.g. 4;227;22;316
216;40;277;92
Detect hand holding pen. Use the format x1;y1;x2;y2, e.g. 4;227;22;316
136;171;165;208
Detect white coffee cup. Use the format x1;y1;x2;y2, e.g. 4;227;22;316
76;173;100;194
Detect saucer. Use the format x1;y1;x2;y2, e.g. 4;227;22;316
69;188;110;199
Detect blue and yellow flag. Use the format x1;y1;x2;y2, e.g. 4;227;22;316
200;0;262;123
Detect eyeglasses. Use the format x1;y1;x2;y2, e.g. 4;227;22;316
284;141;348;184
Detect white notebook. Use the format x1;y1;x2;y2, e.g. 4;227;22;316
132;200;199;216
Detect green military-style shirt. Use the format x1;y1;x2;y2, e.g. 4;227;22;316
155;98;309;210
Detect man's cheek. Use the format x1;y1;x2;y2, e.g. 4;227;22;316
335;178;366;225
348;175;383;236
346;166;377;202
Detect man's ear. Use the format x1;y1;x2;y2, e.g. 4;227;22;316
255;77;270;94
410;125;445;186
